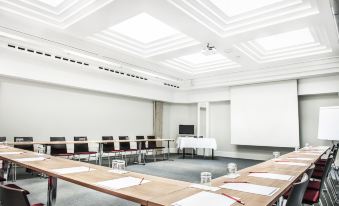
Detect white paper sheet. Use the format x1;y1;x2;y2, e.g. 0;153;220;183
95;177;150;190
172;191;236;206
275;162;308;166
249;172;294;181
108;169;129;174
14;157;46;162
0;152;23;155
189;184;220;192
287;157;313;161
297;153;319;156
220;183;279;196
51;166;96;174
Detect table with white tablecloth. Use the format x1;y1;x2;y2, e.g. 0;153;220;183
176;137;217;159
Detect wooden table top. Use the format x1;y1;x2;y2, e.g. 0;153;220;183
0;145;329;206
3;138;174;145
0;146;187;206
148;146;329;206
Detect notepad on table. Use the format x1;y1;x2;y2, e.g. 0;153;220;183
287;157;313;161
189;183;220;192
172;191;236;206
0;152;23;155
249;172;294;181
14;157;46;162
51;166;96;174
220;183;279;196
275;162;308;166
95;177;150;190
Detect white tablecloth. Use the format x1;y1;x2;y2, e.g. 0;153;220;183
176;137;217;150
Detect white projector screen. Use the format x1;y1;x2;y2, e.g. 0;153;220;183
230;80;299;147
318;106;339;140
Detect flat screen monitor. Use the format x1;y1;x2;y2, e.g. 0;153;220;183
179;125;194;135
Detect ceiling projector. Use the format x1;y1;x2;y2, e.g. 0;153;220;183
201;43;217;56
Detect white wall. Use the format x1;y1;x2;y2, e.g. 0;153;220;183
0;78;153;151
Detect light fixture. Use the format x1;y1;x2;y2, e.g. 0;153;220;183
201;43;217;56
0;31;26;41
130;68;179;82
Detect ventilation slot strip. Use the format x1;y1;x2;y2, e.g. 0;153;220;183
7;44;90;67
164;82;179;89
98;66;148;81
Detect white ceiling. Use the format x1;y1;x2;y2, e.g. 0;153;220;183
0;0;338;90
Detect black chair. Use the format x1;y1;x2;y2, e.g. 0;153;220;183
102;136;123;167
50;137;73;158
147;136;165;161
118;136;137;164
0;137;6;142
73;137;97;163
136;136;146;150
0;184;43;206
14;137;34;152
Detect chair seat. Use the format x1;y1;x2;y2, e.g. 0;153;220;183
303;189;320;204
75;152;97;155
311;171;323;179
283;188;291;199
0;177;6;182
106;150;124;153
53;153;74;156
307;180;321;190
122;149;137;152
31;203;44;206
5;184;30;194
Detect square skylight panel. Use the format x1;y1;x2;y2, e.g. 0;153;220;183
36;0;65;7
109;13;180;44
178;52;228;65
254;28;315;51
209;0;283;17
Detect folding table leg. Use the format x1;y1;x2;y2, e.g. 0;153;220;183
47;176;57;206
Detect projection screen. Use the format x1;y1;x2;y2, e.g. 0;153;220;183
230;80;299;147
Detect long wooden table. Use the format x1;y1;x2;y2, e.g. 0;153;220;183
5;138;175;165
148;146;329;206
0;145;329;206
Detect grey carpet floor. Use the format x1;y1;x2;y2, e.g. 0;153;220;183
10;155;262;206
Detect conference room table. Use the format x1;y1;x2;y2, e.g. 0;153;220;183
5;138;174;165
0;145;329;206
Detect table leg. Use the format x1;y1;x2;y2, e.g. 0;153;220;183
183;148;185;159
98;143;103;166
212;149;214;160
166;140;173;161
1;160;9;181
47;176;57;206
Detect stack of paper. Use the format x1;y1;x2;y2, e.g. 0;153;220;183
249;172;294;181
51;166;96;174
172;191;236;206
0;152;23;155
220;183;279;196
275;162;308;166
14;157;46;162
223;174;240;179
287;157;313;161
189;184;220;192
95;177;150;190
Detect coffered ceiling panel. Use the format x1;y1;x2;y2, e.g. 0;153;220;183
167;0;319;37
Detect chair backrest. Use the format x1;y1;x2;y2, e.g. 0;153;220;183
136;136;146;149
318;156;334;192
147;136;156;149
74;136;89;153
102;136;115;152
286;173;309;206
306;164;315;178
0;137;6;142
118;136;130;150
50;137;67;155
14;137;34;152
0;184;30;206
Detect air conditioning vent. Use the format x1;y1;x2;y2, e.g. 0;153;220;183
164;82;179;89
97;66;148;81
7;43;90;67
